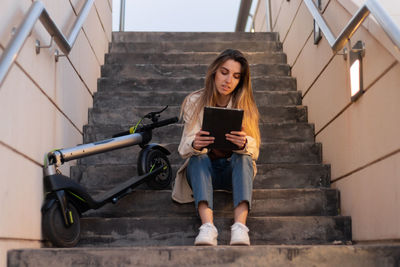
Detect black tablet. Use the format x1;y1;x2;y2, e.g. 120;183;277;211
201;106;244;150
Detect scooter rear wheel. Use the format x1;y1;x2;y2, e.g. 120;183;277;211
42;202;80;247
141;149;172;189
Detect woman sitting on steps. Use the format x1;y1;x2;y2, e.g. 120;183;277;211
172;49;260;246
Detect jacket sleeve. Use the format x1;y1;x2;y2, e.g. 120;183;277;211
178;95;207;159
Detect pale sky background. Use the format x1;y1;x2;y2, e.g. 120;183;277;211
112;0;257;32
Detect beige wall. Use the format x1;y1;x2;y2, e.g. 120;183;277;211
254;0;400;242
0;0;111;266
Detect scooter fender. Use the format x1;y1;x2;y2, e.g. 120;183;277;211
43;173;96;213
141;143;171;155
41;195;57;214
41;190;72;227
137;143;170;175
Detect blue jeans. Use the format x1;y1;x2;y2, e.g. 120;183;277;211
186;153;253;211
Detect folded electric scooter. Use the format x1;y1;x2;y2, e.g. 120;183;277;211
41;106;178;247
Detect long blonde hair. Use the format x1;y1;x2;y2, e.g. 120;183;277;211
181;49;261;147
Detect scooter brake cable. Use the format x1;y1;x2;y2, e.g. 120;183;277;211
129;117;143;134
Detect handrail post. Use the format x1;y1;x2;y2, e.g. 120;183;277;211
119;0;126;32
266;0;272;31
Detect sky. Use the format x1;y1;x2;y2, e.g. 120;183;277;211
112;0;244;32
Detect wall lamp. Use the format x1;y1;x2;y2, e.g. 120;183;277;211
346;41;366;102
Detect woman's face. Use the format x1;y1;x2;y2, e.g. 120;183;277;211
214;59;242;97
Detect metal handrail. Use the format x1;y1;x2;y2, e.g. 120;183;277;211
303;0;400;54
119;0;126;32
266;0;272;32
236;0;253;32
0;0;94;86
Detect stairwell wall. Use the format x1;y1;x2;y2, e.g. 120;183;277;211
253;0;400;242
0;0;111;266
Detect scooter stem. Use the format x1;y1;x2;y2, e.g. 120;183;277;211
47;133;144;166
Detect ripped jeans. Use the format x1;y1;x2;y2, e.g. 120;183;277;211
186;153;253;211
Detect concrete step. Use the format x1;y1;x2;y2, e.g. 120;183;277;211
82;122;314;144
9;245;400;267
101;63;291;79
112;32;280;43
88;106;308;125
77;216;351;246
108;41;283;53
104;52;287;65
92;90;301;108
97;76;296;93
77;142;322;166
254;163;330;188
70;163;331;191
82;188;339;218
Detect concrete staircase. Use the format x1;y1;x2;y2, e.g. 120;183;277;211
7;32;400;266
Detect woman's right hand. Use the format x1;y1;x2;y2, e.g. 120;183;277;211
192;130;215;150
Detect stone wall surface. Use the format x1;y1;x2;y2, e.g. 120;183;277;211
0;0;111;266
253;0;400;242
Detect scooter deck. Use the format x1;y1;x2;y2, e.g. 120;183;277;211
93;166;163;204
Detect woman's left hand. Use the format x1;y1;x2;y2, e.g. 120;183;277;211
226;130;247;149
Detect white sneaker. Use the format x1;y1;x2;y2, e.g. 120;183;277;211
194;223;218;246
230;222;250;246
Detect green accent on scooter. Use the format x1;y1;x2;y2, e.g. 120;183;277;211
68;191;86;203
68;210;74;224
149;164;156;172
129;118;143;134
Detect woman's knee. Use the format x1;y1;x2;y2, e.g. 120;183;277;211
187;154;213;185
231;153;252;164
230;153;253;174
188;154;211;169
187;154;211;177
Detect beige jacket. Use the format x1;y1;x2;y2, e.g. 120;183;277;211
171;90;259;204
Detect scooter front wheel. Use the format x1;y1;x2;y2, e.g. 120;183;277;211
42;201;80;247
140;149;172;189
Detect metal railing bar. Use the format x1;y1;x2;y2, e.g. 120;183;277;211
39;8;70;54
67;0;94;52
303;0;337;47
119;0;126;32
236;0;253;32
266;0;272;32
303;0;400;55
0;0;94;87
0;2;43;86
366;0;400;51
332;5;370;52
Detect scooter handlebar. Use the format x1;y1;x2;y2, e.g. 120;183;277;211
112;117;179;138
138;117;179;131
